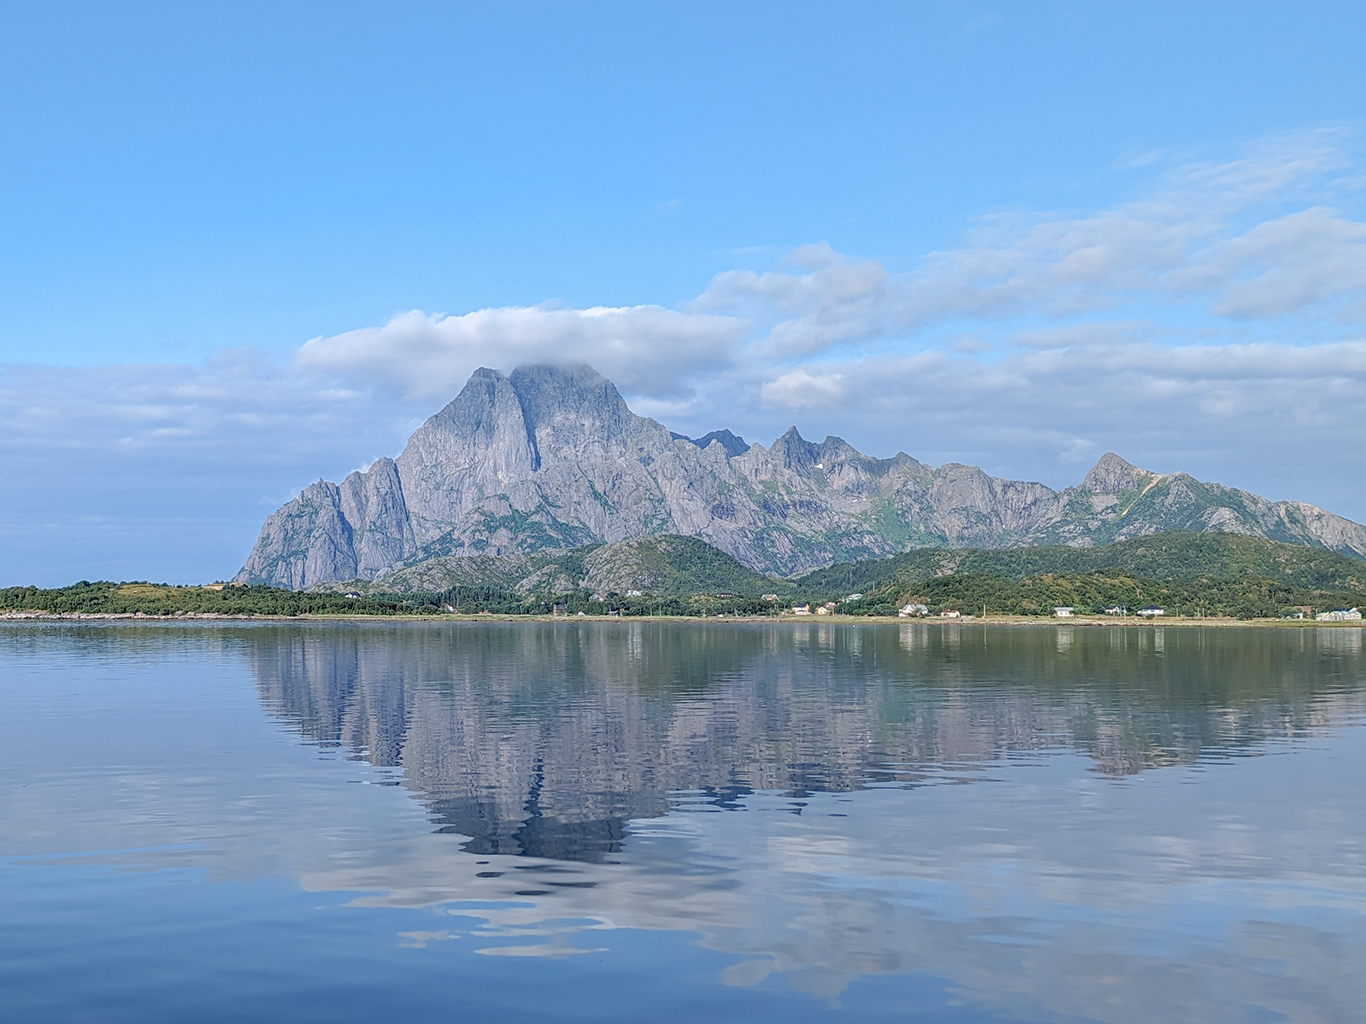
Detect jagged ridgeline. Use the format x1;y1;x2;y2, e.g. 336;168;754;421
236;363;1366;590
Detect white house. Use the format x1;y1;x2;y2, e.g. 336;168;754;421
899;603;929;618
1053;606;1074;618
1138;607;1165;617
1316;608;1362;622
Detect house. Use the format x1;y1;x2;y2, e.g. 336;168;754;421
625;589;643;598
762;593;779;601
816;606;831;615
899;603;929;618
940;609;961;619
1316;608;1362;622
792;604;811;615
1053;606;1074;618
823;601;838;610
1138;606;1165;617
844;593;863;602
1104;607;1126;616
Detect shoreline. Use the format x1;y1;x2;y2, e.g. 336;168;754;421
1;610;1362;628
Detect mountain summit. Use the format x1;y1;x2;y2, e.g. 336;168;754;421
236;364;1366;588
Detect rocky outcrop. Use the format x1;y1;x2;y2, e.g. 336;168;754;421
235;364;1366;588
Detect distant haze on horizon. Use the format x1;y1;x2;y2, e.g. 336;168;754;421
2;2;1364;586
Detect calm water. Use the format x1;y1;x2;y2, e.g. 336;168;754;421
1;622;1364;1023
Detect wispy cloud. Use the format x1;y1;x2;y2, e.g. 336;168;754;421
691;128;1365;360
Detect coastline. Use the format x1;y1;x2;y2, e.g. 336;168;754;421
2;610;1362;629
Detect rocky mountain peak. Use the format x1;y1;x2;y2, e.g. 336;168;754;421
771;427;819;473
1081;453;1152;495
505;363;638;466
506;363;624;421
816;436;864;467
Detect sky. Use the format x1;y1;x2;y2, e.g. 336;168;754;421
2;1;1365;585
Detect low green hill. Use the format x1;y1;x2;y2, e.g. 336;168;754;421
794;532;1366;596
334;535;791;599
576;535;790;598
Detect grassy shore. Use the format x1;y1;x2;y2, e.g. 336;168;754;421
3;609;1361;628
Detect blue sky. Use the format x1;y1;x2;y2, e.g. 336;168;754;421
3;1;1365;585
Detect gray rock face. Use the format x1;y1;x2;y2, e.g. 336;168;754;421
235;364;1366;588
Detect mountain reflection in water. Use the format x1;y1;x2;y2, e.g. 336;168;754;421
4;620;1366;1023
248;621;1363;863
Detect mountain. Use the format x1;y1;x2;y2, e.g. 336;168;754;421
236;364;1366;588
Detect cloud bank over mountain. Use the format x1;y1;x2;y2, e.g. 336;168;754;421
3;129;1365;585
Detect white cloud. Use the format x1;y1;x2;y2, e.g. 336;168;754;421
296;304;745;401
760;369;848;410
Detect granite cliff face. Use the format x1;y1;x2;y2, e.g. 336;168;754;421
236;364;1366;588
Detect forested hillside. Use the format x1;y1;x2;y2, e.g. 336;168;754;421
0;582;430;617
794;532;1366;595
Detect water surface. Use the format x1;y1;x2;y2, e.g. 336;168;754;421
2;621;1363;1022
